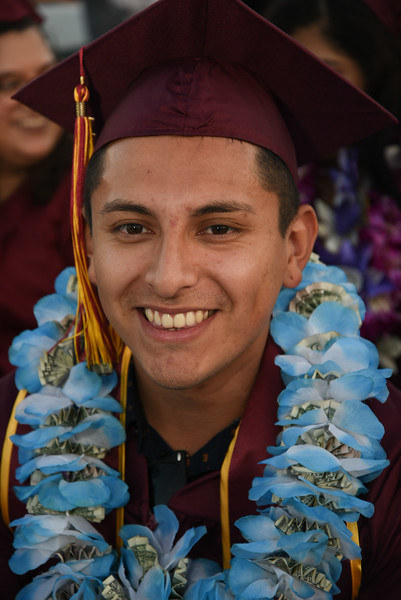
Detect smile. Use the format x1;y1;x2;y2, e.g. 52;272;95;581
143;308;214;330
16;116;48;129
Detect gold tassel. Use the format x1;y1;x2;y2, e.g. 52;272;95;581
71;48;122;373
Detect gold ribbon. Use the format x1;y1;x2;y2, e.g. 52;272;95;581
115;345;132;548
0;389;27;528
220;424;240;569
347;521;362;599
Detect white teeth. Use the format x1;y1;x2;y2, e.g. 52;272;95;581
145;308;154;322
185;311;196;326
18;117;47;128
144;308;210;329
173;313;186;328
161;313;174;328
195;310;204;324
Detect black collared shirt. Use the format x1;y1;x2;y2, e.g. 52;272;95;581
126;377;239;505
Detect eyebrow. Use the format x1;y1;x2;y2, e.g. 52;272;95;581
100;200;155;217
100;198;256;218
190;200;256;217
0;60;57;79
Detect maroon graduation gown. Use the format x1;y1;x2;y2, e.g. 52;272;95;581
0;173;73;377
1;337;401;598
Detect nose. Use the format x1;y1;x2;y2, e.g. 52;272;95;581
145;233;199;298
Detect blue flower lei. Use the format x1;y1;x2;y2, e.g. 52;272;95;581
7;255;391;600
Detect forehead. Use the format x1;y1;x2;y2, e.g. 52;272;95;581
100;135;259;188
0;26;53;73
91;135;280;217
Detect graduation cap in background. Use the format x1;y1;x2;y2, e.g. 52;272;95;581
0;0;42;23
364;0;401;36
15;0;397;372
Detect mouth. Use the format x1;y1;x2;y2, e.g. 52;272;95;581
15;116;48;130
142;308;215;331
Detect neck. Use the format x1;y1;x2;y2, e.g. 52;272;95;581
0;168;27;203
134;348;265;456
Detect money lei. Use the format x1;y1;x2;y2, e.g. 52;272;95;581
7;255;391;599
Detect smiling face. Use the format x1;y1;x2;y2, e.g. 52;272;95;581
0;25;61;172
291;23;366;90
86;136;316;395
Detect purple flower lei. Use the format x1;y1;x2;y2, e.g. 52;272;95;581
298;146;401;378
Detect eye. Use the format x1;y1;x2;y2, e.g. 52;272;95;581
0;78;23;94
203;224;236;235
116;223;151;235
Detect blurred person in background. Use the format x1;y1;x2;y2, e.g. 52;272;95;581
85;0;132;39
108;0;270;15
264;0;401;385
33;1;157;51
0;0;73;376
84;0;271;39
33;1;272;54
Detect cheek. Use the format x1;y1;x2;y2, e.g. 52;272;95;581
46;121;62;142
92;257;127;327
91;243;140;303
217;244;285;312
0;98;12;113
245;245;288;312
0;103;11;129
92;254;121;295
248;267;281;315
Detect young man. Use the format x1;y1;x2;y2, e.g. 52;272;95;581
1;0;401;598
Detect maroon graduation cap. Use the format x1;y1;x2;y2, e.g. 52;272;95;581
0;0;42;23
15;0;396;179
14;0;398;371
364;0;401;35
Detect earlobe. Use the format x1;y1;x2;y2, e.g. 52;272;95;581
283;204;318;288
84;221;97;285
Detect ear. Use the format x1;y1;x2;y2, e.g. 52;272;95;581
283;204;318;288
84;219;97;285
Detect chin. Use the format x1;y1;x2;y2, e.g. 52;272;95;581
16;130;61;159
144;362;212;391
14;148;54;168
153;373;204;391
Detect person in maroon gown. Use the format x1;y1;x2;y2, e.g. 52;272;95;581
1;1;401;599
0;0;73;376
264;0;401;387
1;339;401;598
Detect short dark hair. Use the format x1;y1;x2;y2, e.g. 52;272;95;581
83;145;106;229
83;141;299;236
0;16;38;35
254;145;299;235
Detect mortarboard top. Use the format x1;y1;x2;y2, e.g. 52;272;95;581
0;0;42;24
15;0;397;181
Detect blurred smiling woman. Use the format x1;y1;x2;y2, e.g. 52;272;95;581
0;0;73;376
